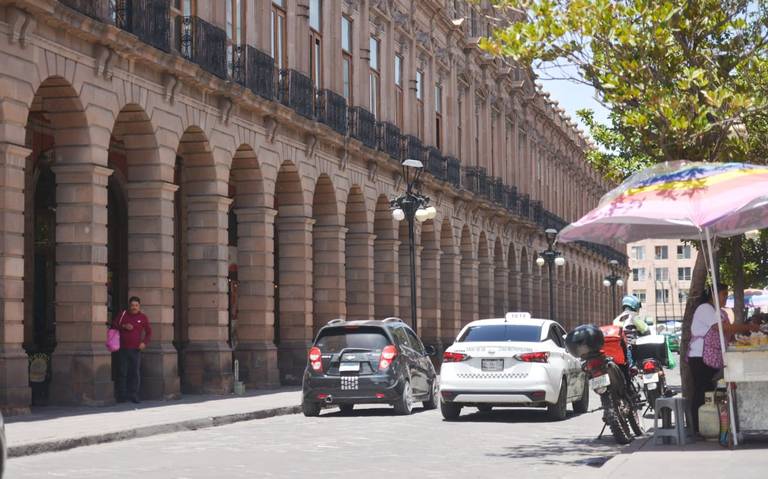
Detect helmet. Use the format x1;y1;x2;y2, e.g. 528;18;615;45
621;295;642;312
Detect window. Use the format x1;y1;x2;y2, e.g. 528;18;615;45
341;16;353;102
369;36;380;117
171;0;195;53
677;244;692;259
678;289;689;304
632;268;646;282
656;289;670;304
226;0;244;79
309;0;322;89
404;328;425;354
654;245;668;260
271;1;287;70
678;267;692;281
631;246;645;260
435;83;443;149
394;55;404;128
632;290;647;302
316;327;389;353
655;267;669;281
416;70;424;138
458;324;542;342
474;98;481;164
547;325;565;348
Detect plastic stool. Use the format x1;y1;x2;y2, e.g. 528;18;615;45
653;397;695;445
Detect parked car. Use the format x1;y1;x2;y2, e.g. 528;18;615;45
302;317;439;416
1;409;5;478
439;312;588;421
662;331;681;352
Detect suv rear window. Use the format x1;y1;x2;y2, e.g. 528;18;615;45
316;326;390;353
458;324;542;343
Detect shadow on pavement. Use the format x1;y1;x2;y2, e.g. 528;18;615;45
485;435;621;467
319;406;432;417
448;407;577;424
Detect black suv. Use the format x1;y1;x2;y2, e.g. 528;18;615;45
302;318;439;416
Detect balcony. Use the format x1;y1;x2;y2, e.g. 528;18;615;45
464;166;488;196
59;0;113;23
490;177;505;205
350;107;378;149
519;195;531;219
532;200;544;223
181;16;228;79
117;0;171;52
379;122;403;160
316;89;348;136
230;45;246;86
244;46;275;100
505;185;518;214
279;69;314;119
403;135;424;163
446;156;461;188
426;147;447;181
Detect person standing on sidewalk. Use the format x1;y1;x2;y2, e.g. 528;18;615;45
113;296;152;404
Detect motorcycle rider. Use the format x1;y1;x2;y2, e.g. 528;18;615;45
613;295;649;336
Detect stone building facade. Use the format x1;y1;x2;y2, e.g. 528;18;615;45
0;0;625;412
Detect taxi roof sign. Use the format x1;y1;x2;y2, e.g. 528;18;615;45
505;312;532;321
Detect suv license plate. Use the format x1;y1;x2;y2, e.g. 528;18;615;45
481;359;504;371
339;362;360;373
589;374;610;390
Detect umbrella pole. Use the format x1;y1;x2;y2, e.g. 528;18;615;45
704;227;739;447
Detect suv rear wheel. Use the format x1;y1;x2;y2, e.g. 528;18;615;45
393;381;414;415
422;379;439;410
302;400;322;417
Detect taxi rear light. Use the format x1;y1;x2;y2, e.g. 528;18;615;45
379;345;398;370
308;346;323;372
514;352;549;363
443;351;470;362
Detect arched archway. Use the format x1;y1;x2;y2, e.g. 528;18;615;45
493;239;507;316
345;186;373;320
274;161;312;385
460;226;477;325
477;232;493;318
312;175;344;333
439;218;460;346
420;219;441;346
373;195;398;318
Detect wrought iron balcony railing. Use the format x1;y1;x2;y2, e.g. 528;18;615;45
378;122;403;160
505;185;518;214
115;0;171;52
316;89;348;136
403;135;424;163
230;45;246;85
519;194;531;219
181;16;228;79
464;166;487;195
59;0;114;23
446;156;461;189
490;177;505;205
532;200;543;223
350;106;378;149
245;46;275;100
426;147;447;181
279;69;314;119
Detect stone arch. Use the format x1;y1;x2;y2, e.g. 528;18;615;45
507;243;519;312
312;174;344;333
477;232;493;318
493;238;507;316
460;225;478;325
373;195;398;318
345;185;374;319
439;218;460;346
274;160;313;385
420;219;441;346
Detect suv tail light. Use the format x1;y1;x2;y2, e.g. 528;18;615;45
379;345;398;370
443;351;470;362
514;352;549;363
308;347;323;372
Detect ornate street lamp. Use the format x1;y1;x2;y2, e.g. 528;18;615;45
603;259;625;318
391;159;436;332
536;228;565;321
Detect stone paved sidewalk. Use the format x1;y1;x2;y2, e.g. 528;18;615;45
4;387;302;457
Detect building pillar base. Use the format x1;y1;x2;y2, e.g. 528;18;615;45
278;339;310;386
234;341;280;388
180;341;233;395
140;343;181;400
50;345;114;406
0;348;31;414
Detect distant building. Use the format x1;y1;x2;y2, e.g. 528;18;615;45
626;239;695;323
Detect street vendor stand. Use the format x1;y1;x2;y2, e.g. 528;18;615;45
724;342;768;435
557;161;768;447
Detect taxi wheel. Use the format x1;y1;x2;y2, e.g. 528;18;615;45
441;401;462;420
547;379;568;421
423;378;439;410
572;377;590;414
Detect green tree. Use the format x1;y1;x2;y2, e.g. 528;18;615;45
480;0;768;400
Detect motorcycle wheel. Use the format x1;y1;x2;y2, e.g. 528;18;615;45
601;394;633;445
625;394;644;436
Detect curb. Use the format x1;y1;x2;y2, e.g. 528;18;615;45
598;432;653;475
8;404;302;458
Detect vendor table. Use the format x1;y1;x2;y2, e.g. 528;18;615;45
724;346;768;435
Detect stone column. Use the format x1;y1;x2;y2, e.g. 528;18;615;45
0;143;31;413
49;163;113;405
420;247;442;350
494;266;509;317
345;231;375;320
275;215;314;385
520;272;532;314
234;206;279;388
440;252;461;348
374;237;399;318
126;181;180;399
478;259;494;319
508;269;521;312
183;194;232;394
399;241;422;330
460;257;479;325
312;224;346;330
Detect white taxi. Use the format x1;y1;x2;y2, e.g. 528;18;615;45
439;312;588;421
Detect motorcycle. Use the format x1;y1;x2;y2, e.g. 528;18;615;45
640;358;668;412
566;324;643;445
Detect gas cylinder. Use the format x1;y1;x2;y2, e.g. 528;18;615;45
698;391;720;440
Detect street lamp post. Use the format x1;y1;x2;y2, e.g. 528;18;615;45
391;159;437;333
603;259;625;318
536;228;565;322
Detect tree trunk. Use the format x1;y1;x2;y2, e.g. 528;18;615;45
681;244;710;401
731;236;745;324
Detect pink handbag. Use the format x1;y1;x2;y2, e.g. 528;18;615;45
702;312;728;369
106;311;126;352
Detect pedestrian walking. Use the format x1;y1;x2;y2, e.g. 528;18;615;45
113;296;152;404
